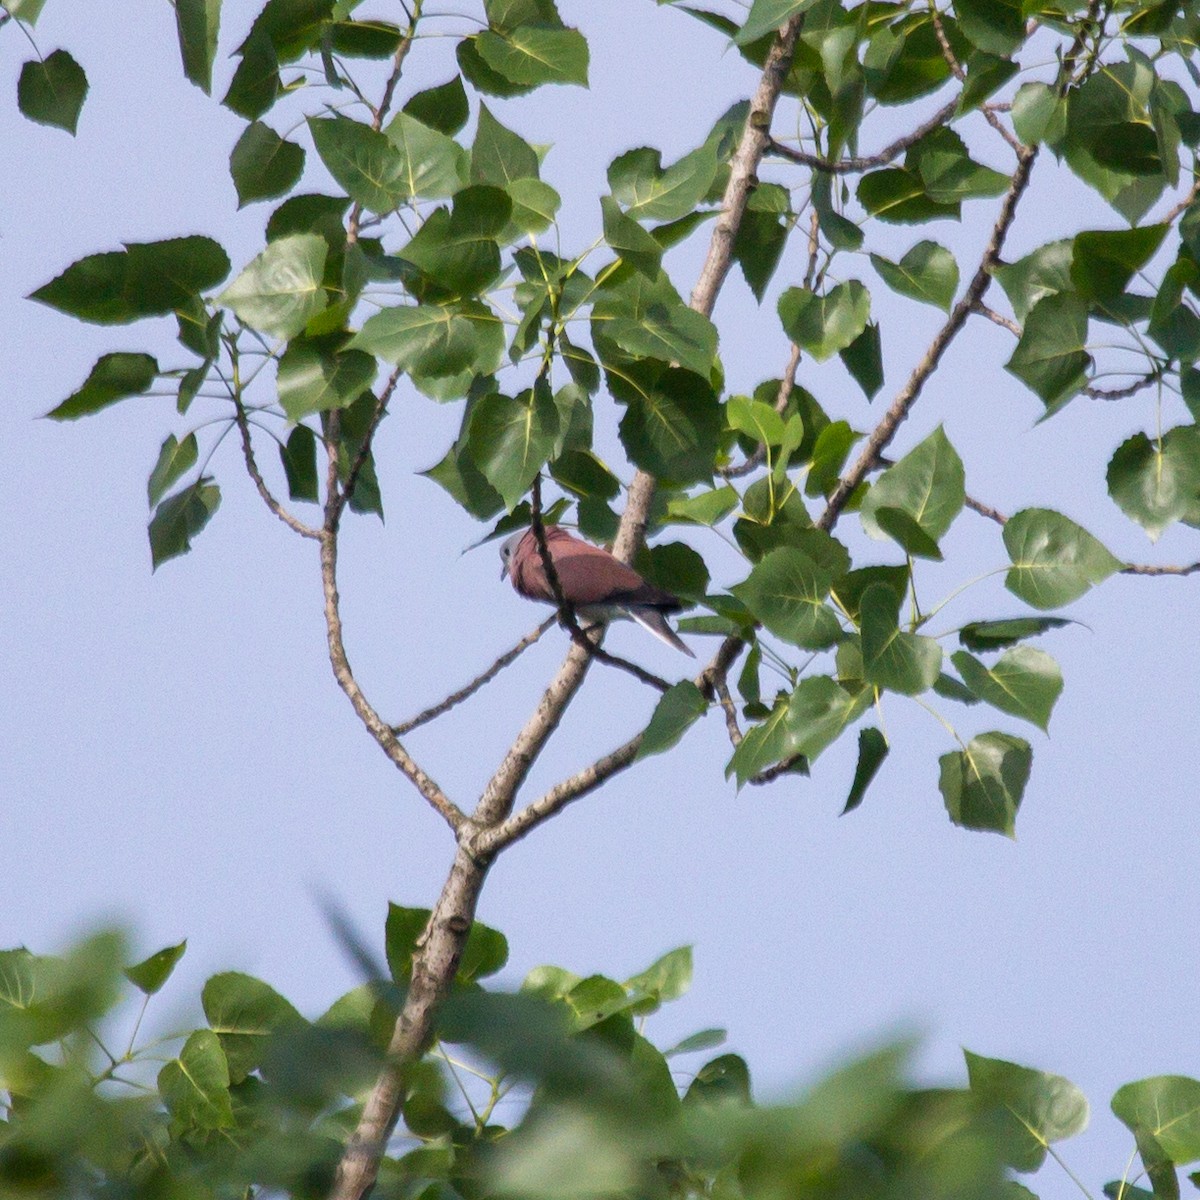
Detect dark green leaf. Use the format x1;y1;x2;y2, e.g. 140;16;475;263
618;367;722;485
1005;294;1092;409
218;233;328;339
223;30;279;119
860;425;964;543
778;281;870;361
401;186;511;296
858;166;960;224
468;385;560;510
910;127;1010;203
242;0;333;60
280;424;319;502
277;338;377;419
230;121;305;207
458;923;510;983
609;144;718;223
1003;508;1122;608
805;419;858;497
831;565;909;622
31;237;231;325
959;617;1071;651
993;240;1073;322
174;0;221;93
601;195;664;277
733;208;788;300
938;732;1031;836
954;0;1023;55
404;76;469;135
602;299;718;377
1071;225;1168;304
951;646;1063;730
637;682;708;760
124;941;187;996
842;727;888;814
873;507;944;559
551;450;620;500
46;352;158;420
456;36;537;98
839;321;884;399
965;1050;1089;1170
266;192;350;242
471;103;540;185
147;433;199;507
18;49;87;133
870;240;958;311
731;546;841;648
475;25;588;87
1107;428;1200;540
149;479;221;569
860;583;941;695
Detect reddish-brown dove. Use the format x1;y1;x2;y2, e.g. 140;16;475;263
500;525;694;656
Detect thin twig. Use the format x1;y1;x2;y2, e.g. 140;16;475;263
1122;561;1200;576
965;495;1008;526
390;618;557;736
232;397;321;539
748;754;806;785
1084;372;1162;401
766;97;958;174
973;301;1021;336
712;675;743;748
1162;178;1200;226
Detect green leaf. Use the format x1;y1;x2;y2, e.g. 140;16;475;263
993;240;1073;322
840;322;884;400
202;971;305;1083
280;424;319;502
1071;225;1167;304
873;507;944;560
601;195;664;277
729;676;868;785
229;121;304;208
349;301;504;385
733;208;788;301
18;49;87;133
404;76;469;136
1004;508;1122;608
385;111;470;199
218;233;328;339
666;486;739;526
954;0;1023;56
727;395;785;446
174;0;222;93
618;367;722;485
858;166;960;224
223;29;279;119
457;36;537;98
149;479;220;569
870;241;959;311
46;352;158;421
602;300;718;378
277;338;377;419
401;186;511;296
458;922;510;983
959;617;1071;652
965;1051;1089;1171
471;103;540;185
805;419;858;497
6;0;48;24
124;941;187;996
609;144;718;223
158;1030;234;1132
951;646;1063;731
1107;427;1200;541
31;237;231;325
1112;1077;1200;1165
506;178;561;234
911;127;1010;204
147;433;199;507
1012;82;1067;147
475;25;589;87
731;546;842;648
468;385;560;509
860;425;964;544
1005;294;1092;410
736;0;809;45
637;682;708;760
939;732;1031;836
860;583;941;695
778;281;870;361
842;727;888;814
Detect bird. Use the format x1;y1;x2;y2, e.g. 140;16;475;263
500;525;694;656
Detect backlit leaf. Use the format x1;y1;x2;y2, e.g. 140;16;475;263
938;732;1031;836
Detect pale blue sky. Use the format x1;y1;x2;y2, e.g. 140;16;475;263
3;4;1198;1196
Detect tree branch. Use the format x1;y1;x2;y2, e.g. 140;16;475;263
232;397;321;540
766;96;958;175
818;143;1039;532
390;617;556;736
